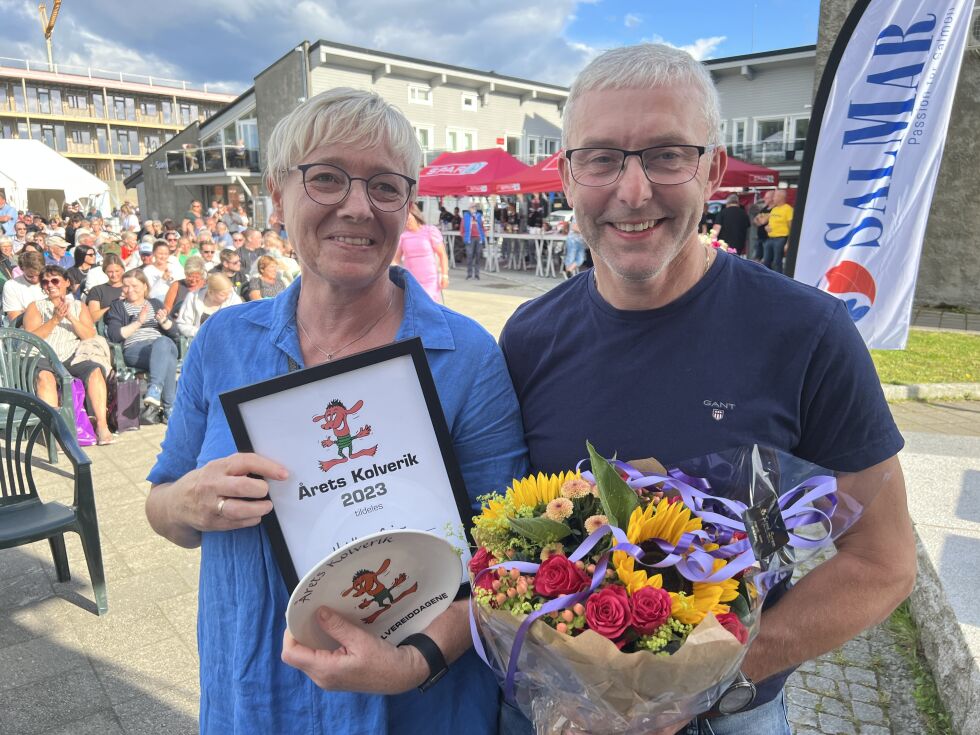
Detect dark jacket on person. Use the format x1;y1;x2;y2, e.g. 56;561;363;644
104;297;180;345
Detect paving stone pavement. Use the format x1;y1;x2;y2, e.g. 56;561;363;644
0;281;973;734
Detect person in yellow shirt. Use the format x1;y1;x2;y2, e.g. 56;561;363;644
759;189;793;273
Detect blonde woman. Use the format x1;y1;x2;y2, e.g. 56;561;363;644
247;254;286;300
176;272;242;337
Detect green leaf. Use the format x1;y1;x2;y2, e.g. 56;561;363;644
729;590;751;620
587;441;640;529
507;516;572;544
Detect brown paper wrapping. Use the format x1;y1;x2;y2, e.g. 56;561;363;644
476;605;748;733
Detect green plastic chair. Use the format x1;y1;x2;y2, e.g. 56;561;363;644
0;388;107;615
0;328;75;464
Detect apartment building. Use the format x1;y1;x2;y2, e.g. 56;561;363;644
0;57;236;204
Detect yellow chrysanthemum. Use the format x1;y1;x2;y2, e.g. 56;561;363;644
507;470;579;513
478;496;508;523
614;499;702;593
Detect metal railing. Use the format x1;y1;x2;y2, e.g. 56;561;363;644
0;56;224;95
166;145;260;175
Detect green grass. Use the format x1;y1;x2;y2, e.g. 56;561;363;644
871;329;980;384
885;601;954;735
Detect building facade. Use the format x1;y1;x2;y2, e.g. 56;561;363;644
0;57;235;205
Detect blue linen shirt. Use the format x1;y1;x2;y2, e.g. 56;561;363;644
148;267;528;734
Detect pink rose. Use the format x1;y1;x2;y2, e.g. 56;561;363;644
534;554;590;598
716;613;749;645
469;547;497;593
585;585;633;640
630;586;672;634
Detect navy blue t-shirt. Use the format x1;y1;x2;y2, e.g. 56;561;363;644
499;251;904;707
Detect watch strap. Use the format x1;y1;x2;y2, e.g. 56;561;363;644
397;633;449;692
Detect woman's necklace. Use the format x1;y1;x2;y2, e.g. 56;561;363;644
297;290;395;362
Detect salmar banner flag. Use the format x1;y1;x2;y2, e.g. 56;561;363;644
787;0;973;349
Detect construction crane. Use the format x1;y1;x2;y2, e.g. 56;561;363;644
37;1;63;71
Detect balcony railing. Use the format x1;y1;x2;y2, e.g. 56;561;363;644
167;145;260;175
727;140;807;166
0;56;222;95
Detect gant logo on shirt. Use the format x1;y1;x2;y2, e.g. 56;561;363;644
704;400;735;421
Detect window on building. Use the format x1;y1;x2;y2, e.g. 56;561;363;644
446;127;477;151
408;84;432;105
93;93;105;118
13;86;25;112
527;137;540;162
25;86;38;113
544;138;559;155
413;125;434;151
144;133;162;151
793;117;809;151
114;162;138;180
461;92;478;111
178;102;198;125
35;87;50;114
731;119;747;157
66;90;88;110
96;127;108;154
77;161;97;175
161;100;173;124
71;128;93;146
112;128;140;156
1;122;15;139
125;97;136;121
17;122;29;139
140;100;158;120
50;88;63;115
505;135;521;157
755;118;786;156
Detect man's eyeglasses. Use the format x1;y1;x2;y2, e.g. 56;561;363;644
201;249;215;255
40;277;63;286
292;163;416;212
564;144;717;187
226;259;241;266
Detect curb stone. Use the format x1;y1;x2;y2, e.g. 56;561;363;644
882;382;980;402
909;532;980;735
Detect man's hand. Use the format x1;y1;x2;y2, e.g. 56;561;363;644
282;606;429;694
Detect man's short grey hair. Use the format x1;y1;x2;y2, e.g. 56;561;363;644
264;87;423;193
75;228;94;245
562;44;723;148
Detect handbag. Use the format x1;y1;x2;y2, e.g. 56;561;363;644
107;372;141;433
71;378;97;447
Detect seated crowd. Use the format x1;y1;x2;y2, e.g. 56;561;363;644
0;200;295;438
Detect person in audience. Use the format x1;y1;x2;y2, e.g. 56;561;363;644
163;256;207;316
143;240;185;301
217;248;248;297
0;236;16;282
23;265;114;445
247;255;286;301
176;272;242;337
85;254;125;324
3;251;45;322
236;228;266;275
105;269;180;425
197;242;221;272
44;235;73;269
66;244;98;298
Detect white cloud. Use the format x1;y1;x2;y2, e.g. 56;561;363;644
678;35;727;60
624;13;641;28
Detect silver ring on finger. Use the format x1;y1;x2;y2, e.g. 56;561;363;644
217;497;227;517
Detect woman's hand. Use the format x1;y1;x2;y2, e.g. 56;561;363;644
282;607;429;694
439;273;449;289
138;302;151;324
54;300;70;320
146;453;286;548
155;307;170;324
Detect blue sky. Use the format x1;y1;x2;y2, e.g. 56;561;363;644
2;0;821;93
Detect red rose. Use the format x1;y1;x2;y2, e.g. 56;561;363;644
469;547;497;593
533;554;590;598
585;585;633;640
716;613;749;644
630;586;672;634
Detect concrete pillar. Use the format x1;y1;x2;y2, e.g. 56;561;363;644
815;0;980;310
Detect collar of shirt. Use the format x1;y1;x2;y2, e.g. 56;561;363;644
238;265;456;369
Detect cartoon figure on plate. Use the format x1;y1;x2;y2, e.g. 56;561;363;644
341;559;418;624
313;399;379;472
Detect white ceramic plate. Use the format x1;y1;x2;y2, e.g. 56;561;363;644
286;529;462;650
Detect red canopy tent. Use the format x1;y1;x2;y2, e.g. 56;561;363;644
493;150;563;194
418;148;528;197
721;157;780;187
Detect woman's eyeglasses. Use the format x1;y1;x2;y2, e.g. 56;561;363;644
40;277;63;286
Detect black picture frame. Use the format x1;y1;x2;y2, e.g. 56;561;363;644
219;337;473;594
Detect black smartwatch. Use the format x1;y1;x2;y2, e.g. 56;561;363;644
398;633;449;693
713;671;757;715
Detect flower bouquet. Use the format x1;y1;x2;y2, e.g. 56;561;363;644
469;444;861;733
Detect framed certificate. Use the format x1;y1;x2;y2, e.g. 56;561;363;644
220;338;473;593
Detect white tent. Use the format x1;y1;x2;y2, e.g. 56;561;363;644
0;139;111;217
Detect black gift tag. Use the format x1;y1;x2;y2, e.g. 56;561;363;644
741;497;789;560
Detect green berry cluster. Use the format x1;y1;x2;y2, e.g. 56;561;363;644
635;618;693;654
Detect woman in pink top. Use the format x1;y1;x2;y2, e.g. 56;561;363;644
393;204;449;301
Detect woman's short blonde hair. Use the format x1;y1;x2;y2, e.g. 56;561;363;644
207;272;233;293
264;87;423;193
256;255;278;274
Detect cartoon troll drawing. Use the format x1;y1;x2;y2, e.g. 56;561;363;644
313;399;378;472
341;559;418;624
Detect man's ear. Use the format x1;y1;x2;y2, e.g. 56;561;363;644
703;146;727;200
271;182;284;222
557;155;575;209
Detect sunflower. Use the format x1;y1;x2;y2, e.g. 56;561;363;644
507;470;579;513
614;499;702;593
670;557;740;625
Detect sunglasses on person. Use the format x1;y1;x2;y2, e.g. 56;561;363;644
200;249;215;255
166;234;179;241
40;277;63;286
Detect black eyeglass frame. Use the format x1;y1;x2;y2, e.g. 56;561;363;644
291;163;417;212
563;144;718;187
